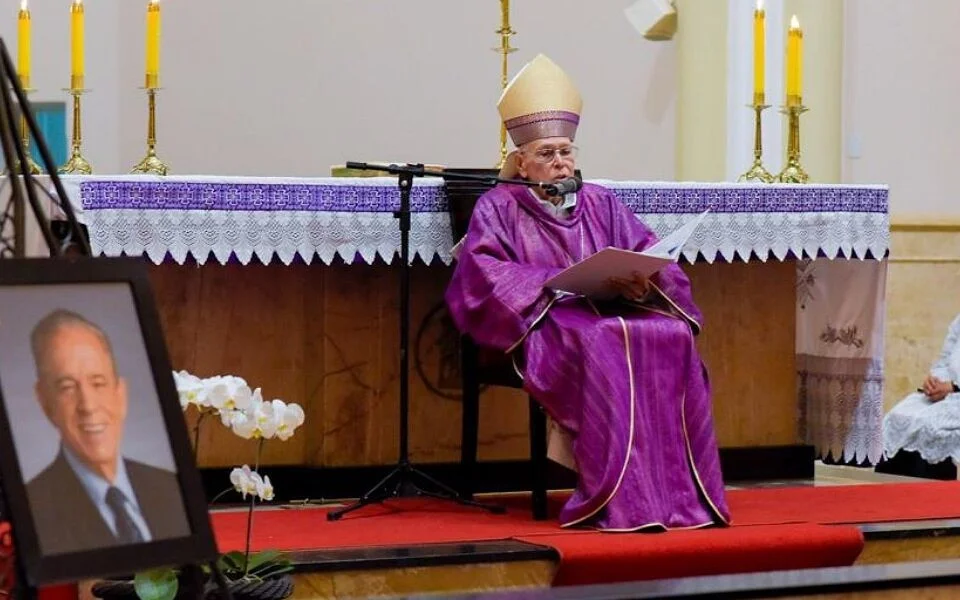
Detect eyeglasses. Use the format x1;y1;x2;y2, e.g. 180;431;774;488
524;145;579;164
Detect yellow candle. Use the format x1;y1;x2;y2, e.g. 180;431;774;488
71;0;85;89
18;0;30;87
786;14;802;105
753;0;765;104
145;0;161;88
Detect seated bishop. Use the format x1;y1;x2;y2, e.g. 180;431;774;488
445;54;730;531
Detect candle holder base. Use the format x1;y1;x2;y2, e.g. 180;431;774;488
776;103;809;184
738;160;774;184
131;151;169;176
5;86;43;175
737;103;773;184
59;88;94;175
60;150;93;175
776;160;808;184
130;87;168;176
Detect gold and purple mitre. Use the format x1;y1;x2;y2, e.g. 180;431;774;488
498;54;583;148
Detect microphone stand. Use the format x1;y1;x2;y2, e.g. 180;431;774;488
326;161;544;521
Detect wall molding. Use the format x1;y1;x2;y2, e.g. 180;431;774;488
890;217;960;232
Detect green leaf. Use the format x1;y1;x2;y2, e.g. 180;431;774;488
134;569;178;600
245;549;283;572
218;551;246;571
250;563;293;580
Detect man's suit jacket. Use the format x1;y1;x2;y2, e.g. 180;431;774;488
26;453;192;556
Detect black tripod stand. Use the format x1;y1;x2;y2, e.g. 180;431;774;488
325;162;574;521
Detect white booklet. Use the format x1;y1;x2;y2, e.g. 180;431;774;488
544;210;709;298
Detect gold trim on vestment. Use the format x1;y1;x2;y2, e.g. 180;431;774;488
558;309;727;532
505;294;559;355
647;281;702;335
560;316;636;529
679;322;731;526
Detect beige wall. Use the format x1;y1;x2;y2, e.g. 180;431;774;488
842;0;960;216
838;1;960;410
3;1;678;180
885;223;960;411
0;0;122;172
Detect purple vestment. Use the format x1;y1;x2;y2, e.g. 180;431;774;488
445;182;731;531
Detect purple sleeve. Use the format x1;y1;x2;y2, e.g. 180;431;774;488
445;196;561;351
608;193;705;331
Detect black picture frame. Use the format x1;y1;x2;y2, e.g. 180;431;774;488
0;256;217;586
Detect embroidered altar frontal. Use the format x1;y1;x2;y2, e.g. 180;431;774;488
33;176;889;470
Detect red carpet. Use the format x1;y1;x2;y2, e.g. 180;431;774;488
209;481;960;587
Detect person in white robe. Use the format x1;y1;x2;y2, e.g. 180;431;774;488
883;314;960;464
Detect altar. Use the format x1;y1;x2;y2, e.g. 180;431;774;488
19;175;890;481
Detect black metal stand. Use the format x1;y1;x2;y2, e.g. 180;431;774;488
0;36;91;600
0;38;90;259
325;162;541;521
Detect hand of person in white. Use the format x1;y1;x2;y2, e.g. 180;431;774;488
921;375;955;402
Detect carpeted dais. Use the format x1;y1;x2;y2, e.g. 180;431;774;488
209;481;960;587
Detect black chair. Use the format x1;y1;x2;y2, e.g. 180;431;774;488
445;169;549;520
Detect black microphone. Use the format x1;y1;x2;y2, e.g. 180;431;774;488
540;176;583;197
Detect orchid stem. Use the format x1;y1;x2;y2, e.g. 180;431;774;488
192;410;207;459
243;438;264;576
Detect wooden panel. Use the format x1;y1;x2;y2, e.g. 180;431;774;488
150;262;310;468
301;264;326;466
320;264;397;466
685;260;799;447
148;259;799;469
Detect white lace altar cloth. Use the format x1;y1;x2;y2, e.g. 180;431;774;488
52;174;890;464
797;259;888;465
56;175;891;267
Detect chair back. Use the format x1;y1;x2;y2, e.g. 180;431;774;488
444;168;500;242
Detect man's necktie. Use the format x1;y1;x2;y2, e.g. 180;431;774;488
105;486;144;544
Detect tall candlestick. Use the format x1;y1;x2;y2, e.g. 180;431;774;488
18;0;31;88
786;14;802;106
753;0;765;105
495;0;516;169
71;0;85;90
145;0;161;88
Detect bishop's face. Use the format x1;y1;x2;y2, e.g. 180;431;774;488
516;137;576;185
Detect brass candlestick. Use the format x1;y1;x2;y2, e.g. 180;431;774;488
493;0;516;169
131;78;169;175
776;100;809;184
14;86;42;175
59;85;93;174
738;96;773;183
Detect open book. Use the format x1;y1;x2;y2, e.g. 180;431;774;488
544;210;709;298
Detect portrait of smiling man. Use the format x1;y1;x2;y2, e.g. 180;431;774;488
25;308;190;556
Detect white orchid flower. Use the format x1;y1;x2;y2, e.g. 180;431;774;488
207;376;254;415
230;396;280;440
220;388;262;427
229;465;258;499
274;401;305;441
172;370;207;410
256;474;275;501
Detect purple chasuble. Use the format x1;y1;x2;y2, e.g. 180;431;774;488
445;183;731;531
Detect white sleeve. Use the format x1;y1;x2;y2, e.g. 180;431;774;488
930;315;960;381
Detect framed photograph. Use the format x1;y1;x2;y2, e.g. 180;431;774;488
0;257;217;586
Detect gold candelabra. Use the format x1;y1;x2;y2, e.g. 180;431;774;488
59;82;93;174
14;85;42;175
131;76;169;175
776;100;808;184
494;0;516;169
737;94;773;183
